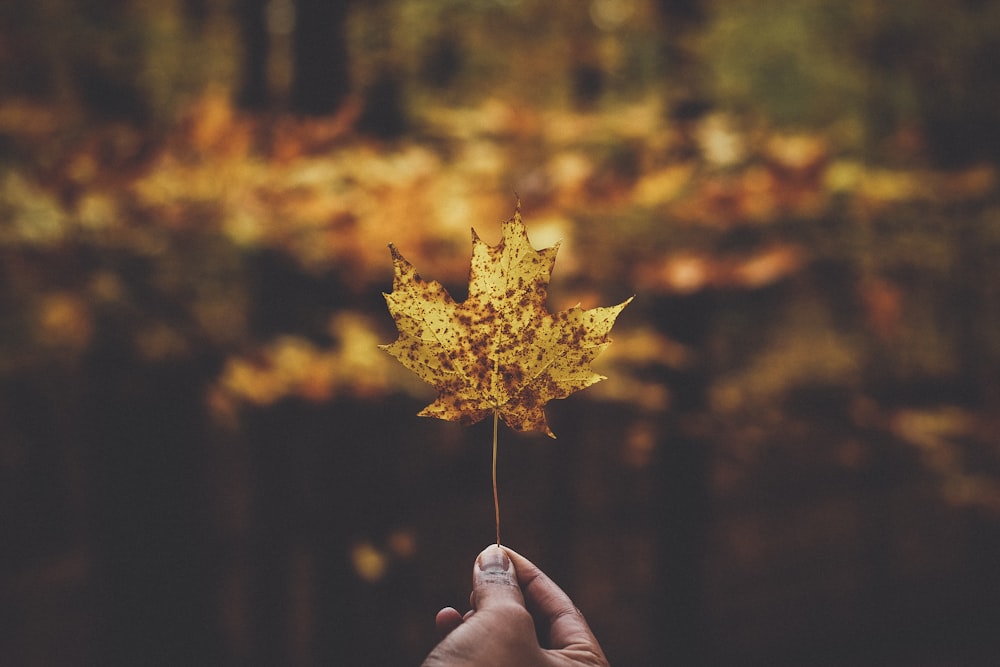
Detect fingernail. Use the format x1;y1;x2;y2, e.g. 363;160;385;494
477;545;511;573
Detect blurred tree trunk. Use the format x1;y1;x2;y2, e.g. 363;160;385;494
237;0;269;109
649;294;713;666
238;0;352;115
86;351;221;665
356;69;408;139
654;0;707;111
183;0;209;25
291;0;351;116
72;0;150;123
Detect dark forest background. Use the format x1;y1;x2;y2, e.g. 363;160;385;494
2;1;1000;665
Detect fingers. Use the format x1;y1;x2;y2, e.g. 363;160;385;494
431;545;606;666
435;545;525;640
502;546;603;654
471;544;526;611
434;607;464;639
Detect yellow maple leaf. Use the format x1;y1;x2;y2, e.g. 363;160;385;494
381;203;631;438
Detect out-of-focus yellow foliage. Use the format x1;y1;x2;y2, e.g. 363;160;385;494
37;292;93;350
632;164;695;208
2;87;998;511
1;174;67;244
634;245;806;295
211;313;399;416
351;541;389;584
349;529;418;585
891;408;1000;512
710;314;861;415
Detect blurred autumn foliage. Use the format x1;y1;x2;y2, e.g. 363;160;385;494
3;1;1000;666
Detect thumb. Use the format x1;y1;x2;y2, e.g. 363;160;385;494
472;544;525;611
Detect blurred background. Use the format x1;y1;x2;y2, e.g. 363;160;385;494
2;0;1000;665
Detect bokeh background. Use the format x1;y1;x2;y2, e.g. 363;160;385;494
3;1;1000;665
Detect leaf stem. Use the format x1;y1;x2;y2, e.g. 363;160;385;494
492;408;500;547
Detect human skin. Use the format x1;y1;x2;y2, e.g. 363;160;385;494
421;544;610;667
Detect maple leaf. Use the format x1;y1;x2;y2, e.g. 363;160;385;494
380;203;631;438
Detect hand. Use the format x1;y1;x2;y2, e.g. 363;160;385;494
421;544;610;667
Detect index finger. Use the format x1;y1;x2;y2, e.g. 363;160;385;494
501;547;602;653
